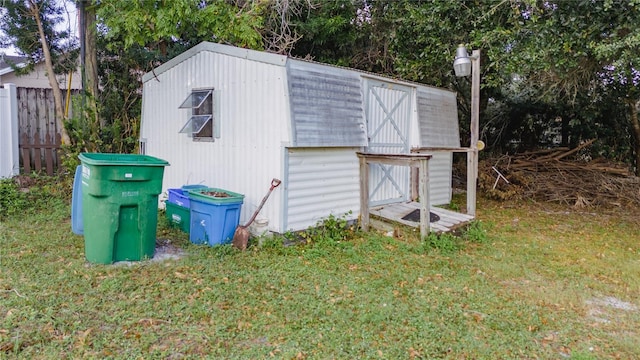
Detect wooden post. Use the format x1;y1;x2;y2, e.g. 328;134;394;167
44;133;53;175
418;158;430;237
357;152;432;237
21;132;31;174
359;155;370;232
466;49;480;217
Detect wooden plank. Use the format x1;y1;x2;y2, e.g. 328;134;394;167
412;147;472;153
26;88;38;168
33;132;42;172
467;150;477;216
44;133;54;175
370;201;474;234
54;133;61;173
418;158;430;238
21;132;31;174
45;88;57;136
356;152;432;167
359;155;370;232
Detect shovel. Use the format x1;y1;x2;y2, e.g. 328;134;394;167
232;178;281;250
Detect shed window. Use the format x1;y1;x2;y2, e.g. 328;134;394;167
179;89;216;141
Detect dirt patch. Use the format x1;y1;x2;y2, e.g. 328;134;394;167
201;191;231;197
113;239;186;266
585;296;638;324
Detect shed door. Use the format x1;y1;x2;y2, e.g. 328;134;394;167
364;79;413;206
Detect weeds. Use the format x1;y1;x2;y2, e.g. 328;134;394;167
0;178;28;217
299;211;358;248
424;231;462;253
0;174;72;217
462;220;489;243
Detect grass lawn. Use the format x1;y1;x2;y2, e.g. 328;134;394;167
1;177;639;359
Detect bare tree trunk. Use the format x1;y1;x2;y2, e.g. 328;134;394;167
627;99;640;176
29;0;71;145
82;1;101;128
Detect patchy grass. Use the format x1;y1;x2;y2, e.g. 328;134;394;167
1;177;639;359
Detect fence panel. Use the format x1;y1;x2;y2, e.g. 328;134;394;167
20;131;61;176
16;87;77;174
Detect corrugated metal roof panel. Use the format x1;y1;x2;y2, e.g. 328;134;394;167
287;60;367;147
417;87;460;147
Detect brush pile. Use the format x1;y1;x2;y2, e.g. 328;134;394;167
473;140;640;208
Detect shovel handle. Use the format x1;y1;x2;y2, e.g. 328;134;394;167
244;178;282;227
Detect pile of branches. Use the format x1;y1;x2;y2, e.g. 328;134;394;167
476;140;640;208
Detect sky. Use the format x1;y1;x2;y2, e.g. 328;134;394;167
1;0;78;56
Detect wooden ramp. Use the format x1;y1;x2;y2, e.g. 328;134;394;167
370;201;474;234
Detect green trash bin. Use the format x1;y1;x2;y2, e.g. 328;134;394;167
79;153;169;264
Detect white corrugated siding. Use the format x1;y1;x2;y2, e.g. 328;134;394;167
285;148;361;232
140;42;462;232
426;153;453;205
141;50;290;232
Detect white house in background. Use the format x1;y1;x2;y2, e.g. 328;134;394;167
0;53;81;89
140;42;461;234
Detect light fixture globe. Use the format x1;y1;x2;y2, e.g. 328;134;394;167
453;45;471;77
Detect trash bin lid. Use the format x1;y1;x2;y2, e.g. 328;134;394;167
79;153;169;166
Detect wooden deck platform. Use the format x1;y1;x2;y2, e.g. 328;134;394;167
370;201;474;234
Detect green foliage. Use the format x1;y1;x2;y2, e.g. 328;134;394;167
462;220;489;244
290;1;374;68
96;0;264;52
422;221;487;253
64;43;144;154
300;211;357;248
0;174;72;218
423;231;462;253
0;0;78;73
0;178;28;217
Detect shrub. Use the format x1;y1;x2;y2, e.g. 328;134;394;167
0;178;28;217
462;220;489;243
424;231;462;253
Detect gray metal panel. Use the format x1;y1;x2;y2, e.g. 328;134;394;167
415;87;459;206
284;148;360;232
287;60;367;147
417;87;460;147
428;152;453;205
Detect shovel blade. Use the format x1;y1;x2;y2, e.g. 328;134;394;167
232;226;250;251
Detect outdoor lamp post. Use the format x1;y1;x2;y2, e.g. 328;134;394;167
453;44;480;217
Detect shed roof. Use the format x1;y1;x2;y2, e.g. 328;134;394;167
141;42;456;96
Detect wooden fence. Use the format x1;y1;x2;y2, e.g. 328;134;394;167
16;87;78;175
20;131;61;176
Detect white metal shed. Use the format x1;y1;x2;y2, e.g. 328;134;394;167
140;41;461;234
